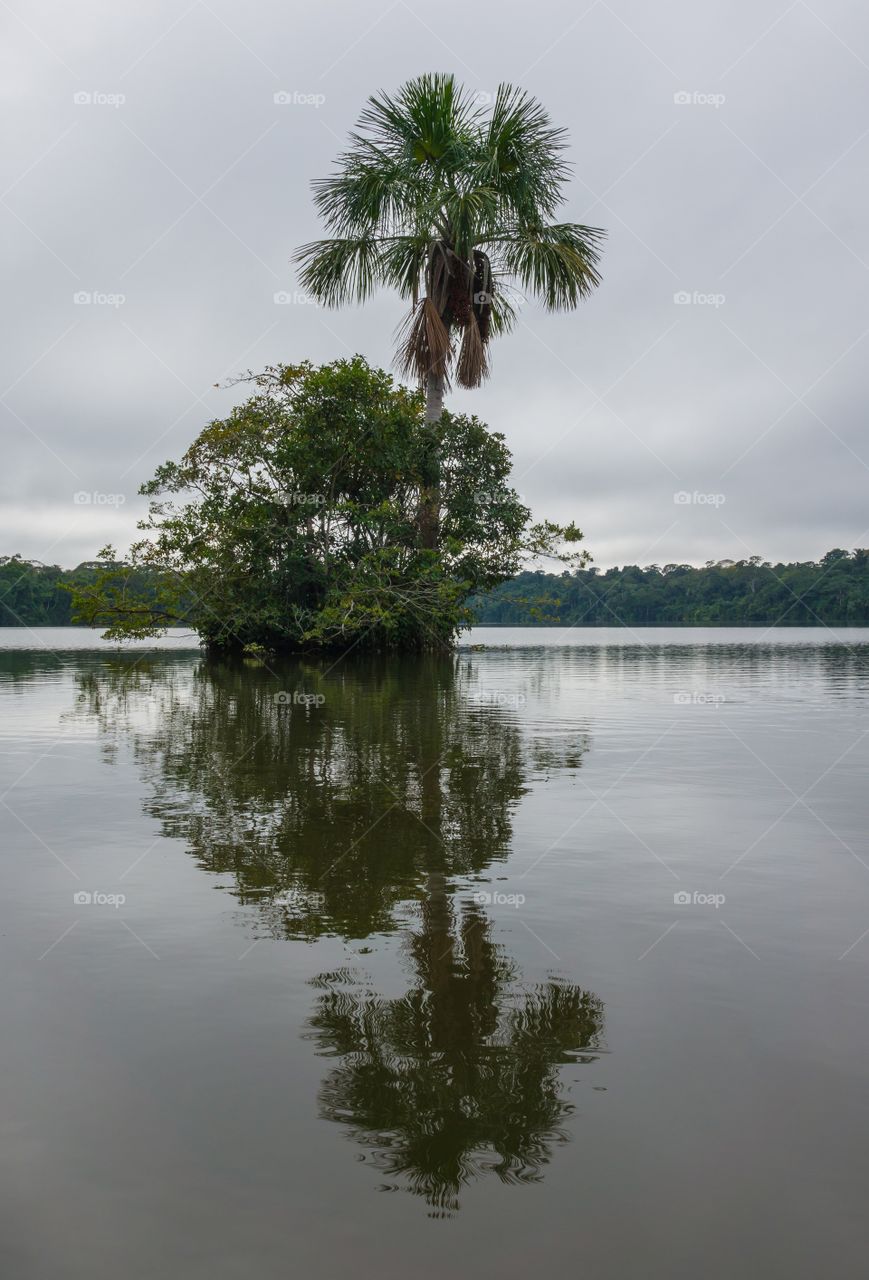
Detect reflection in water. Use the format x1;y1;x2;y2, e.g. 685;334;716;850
308;896;604;1215
73;654;589;939
70;652;601;1212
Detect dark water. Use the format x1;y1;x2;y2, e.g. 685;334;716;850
2;630;869;1277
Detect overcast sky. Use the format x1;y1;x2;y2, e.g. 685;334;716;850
3;0;868;570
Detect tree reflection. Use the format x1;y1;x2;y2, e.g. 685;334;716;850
71;651;602;1211
73;653;588;938
308;895;604;1215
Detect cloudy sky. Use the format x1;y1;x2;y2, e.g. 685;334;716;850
3;0;868;570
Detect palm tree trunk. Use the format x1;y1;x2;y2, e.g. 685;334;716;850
419;372;444;550
425;371;445;422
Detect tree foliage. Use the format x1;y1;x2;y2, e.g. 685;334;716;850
63;357;585;652
473;552;869;626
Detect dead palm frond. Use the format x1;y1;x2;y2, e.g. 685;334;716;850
456;309;488;389
396;296;451;383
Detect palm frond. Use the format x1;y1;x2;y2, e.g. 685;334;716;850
499;222;605;309
473;84;570;220
439;187;500;257
379;235;430;300
456;310;489;388
395;296;451;383
294;236;385;306
486;288;521;337
358;73;477;167
310;131;432;237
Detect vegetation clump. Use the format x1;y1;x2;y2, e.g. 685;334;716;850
66;357;585;652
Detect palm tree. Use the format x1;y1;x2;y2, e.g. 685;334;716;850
295;73;605;547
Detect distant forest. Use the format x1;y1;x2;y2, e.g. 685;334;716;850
3;550;869;629
472;550;869;626
0;558;164;628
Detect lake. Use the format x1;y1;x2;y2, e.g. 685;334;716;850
2;627;868;1277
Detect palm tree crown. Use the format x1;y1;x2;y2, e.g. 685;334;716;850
296;73;605;392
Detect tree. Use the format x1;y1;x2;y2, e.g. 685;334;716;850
69;358;586;653
295;73;605;547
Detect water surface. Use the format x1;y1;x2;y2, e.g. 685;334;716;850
2;629;868;1277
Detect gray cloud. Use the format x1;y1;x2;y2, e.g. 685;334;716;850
3;0;868;568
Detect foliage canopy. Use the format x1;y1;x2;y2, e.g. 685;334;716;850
66;357;586;652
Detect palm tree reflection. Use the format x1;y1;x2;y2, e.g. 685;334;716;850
308;895;604;1215
72;651;603;1211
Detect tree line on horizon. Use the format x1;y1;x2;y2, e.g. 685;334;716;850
471;550;869;626
4;549;869;630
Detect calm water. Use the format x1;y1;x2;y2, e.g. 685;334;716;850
2;628;869;1277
